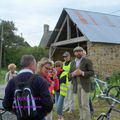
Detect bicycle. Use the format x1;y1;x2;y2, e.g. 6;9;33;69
106;85;120;104
90;78;108;101
97;95;120;120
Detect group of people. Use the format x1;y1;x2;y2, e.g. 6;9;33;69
3;46;94;120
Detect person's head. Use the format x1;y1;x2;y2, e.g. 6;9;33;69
62;51;71;62
8;63;16;73
20;55;36;73
54;61;63;71
36;57;52;76
73;46;84;59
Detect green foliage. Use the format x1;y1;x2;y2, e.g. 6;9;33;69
0;20;30;68
0;20;30;48
108;72;120;85
5;46;48;68
0;69;7;84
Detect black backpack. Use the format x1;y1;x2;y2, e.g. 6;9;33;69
12;75;38;120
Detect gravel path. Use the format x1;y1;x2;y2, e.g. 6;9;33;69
0;84;17;120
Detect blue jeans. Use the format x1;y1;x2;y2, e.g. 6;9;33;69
55;92;65;115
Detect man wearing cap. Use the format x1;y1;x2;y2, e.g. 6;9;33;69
62;51;74;113
69;46;94;120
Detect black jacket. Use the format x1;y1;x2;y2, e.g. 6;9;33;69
3;72;53;120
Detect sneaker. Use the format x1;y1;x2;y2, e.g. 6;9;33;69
58;117;64;120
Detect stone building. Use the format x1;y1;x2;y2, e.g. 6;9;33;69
40;8;120;77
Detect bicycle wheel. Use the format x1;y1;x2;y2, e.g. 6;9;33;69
97;114;107;120
106;85;120;104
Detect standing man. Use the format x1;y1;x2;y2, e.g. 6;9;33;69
62;51;74;113
69;46;94;120
3;55;53;120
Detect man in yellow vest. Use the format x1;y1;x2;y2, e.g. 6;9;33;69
62;51;74;113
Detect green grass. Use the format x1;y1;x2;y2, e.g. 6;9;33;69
0;69;7;84
108;72;120;85
53;99;120;120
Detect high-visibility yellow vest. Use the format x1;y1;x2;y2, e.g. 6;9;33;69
62;62;71;73
60;71;68;96
52;89;55;94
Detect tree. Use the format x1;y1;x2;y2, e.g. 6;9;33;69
0;20;30;67
5;46;49;68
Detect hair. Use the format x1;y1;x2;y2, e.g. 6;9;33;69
36;57;52;74
20;55;36;68
54;60;63;67
8;63;16;70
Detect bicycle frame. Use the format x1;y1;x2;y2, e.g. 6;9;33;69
97;95;120;120
90;78;108;100
95;78;108;96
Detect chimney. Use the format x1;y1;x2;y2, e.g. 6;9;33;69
44;24;49;33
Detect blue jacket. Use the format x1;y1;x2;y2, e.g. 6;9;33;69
3;72;53;120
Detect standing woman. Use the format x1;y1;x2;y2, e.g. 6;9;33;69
36;58;59;120
5;63;18;83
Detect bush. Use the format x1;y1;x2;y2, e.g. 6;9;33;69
0;70;7;84
107;72;120;85
5;46;48;68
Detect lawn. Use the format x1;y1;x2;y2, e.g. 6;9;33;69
0;70;120;120
53;98;120;120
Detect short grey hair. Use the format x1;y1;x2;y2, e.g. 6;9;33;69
20;55;36;68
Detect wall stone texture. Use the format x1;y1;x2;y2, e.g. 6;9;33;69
88;43;120;77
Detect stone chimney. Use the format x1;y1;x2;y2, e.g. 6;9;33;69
44;24;49;33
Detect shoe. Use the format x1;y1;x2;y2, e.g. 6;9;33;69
58;115;64;120
58;118;64;120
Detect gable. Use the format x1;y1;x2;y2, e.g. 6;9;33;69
48;8;120;47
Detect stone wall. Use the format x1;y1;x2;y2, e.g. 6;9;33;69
87;42;120;77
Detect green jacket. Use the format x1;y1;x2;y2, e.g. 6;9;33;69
69;57;94;93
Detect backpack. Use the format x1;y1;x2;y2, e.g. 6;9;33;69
12;75;38;120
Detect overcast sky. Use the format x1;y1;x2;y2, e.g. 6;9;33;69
0;0;120;47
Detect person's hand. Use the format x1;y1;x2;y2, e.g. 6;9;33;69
72;69;84;77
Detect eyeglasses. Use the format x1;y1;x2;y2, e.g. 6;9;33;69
44;66;51;70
